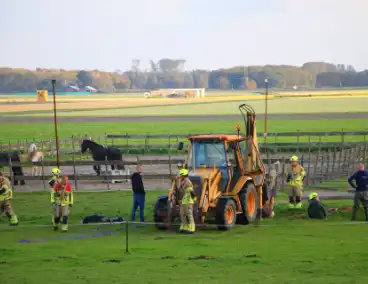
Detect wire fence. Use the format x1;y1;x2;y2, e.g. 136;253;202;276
1;142;367;192
1;131;367;157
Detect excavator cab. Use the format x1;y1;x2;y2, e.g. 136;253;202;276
153;104;265;231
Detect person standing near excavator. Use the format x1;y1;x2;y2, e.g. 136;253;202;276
167;162;184;229
178;169;196;234
286;156;306;209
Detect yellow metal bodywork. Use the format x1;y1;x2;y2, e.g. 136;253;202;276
36;90;48;102
173;106;265;222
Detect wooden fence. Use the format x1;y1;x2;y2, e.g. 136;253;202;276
1;142;367;192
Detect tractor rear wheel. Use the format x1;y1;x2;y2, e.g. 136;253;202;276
216;198;237;230
238;182;258;225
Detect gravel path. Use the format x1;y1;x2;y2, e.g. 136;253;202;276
0;112;367;123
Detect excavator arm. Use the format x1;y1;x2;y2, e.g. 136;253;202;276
239;104;266;217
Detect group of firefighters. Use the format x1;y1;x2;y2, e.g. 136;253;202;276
0;168;73;232
1;155;367;231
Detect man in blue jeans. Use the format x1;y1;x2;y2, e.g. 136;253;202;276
131;164;145;223
348;164;368;221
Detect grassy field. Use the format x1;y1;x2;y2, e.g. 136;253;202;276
1;190;367;284
1;119;367;145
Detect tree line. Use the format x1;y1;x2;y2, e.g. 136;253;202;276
0;59;367;93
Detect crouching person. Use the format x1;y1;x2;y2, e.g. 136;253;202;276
0;173;18;226
307;192;327;220
51;176;73;232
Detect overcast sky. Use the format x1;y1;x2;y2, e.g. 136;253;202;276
0;0;367;71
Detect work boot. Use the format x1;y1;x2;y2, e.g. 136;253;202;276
61;224;68;232
9;215;18;226
351;208;358;221
187;223;196;234
295;202;302;209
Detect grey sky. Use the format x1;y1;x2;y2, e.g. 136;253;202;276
1;0;367;71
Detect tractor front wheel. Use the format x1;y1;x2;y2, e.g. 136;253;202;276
216;198;237;231
238;182;258;224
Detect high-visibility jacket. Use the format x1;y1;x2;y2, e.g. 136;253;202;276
0;176;11;188
181;178;196;205
0;184;13;201
287;164;306;187
51;183;73;206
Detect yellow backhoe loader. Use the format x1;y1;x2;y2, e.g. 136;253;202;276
153;104;265;230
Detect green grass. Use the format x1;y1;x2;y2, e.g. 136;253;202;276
5;96;368;117
1;191;368;284
1;119;367;145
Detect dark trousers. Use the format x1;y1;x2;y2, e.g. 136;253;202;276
352;190;368;220
131;193;145;222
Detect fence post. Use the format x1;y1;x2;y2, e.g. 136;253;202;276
364;135;367;165
326;148;330;180
281;157;286;191
72;137;79;191
347;148;353;177
320;151;324;183
332;146;337;179
337;147;342;177
306;145;311;186
105;156;110;191
313;149;319;184
41;158;46;192
8;154;14;188
168;155;172;176
296;129;300;154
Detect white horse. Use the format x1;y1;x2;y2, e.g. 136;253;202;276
28;143;44;176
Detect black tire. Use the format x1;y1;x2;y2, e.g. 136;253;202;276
153;199;169;230
216;198;237;231
237;182;258;225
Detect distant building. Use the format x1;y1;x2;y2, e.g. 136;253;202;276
83;86;98;93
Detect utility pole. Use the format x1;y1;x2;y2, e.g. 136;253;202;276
264;78;269;145
52;79;60;168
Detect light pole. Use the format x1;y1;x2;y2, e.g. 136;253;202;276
52;79;60;169
264;79;269;143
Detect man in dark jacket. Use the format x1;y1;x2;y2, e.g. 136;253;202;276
130;164;145;223
348;164;368;221
307;192;327;220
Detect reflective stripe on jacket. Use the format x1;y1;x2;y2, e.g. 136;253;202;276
287;165;306;187
0;185;13;201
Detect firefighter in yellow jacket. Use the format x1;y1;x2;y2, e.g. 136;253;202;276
49;168;61;188
0;174;18;226
51;176;73;232
286;156;306;208
49;168;62;226
178;169;196;234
